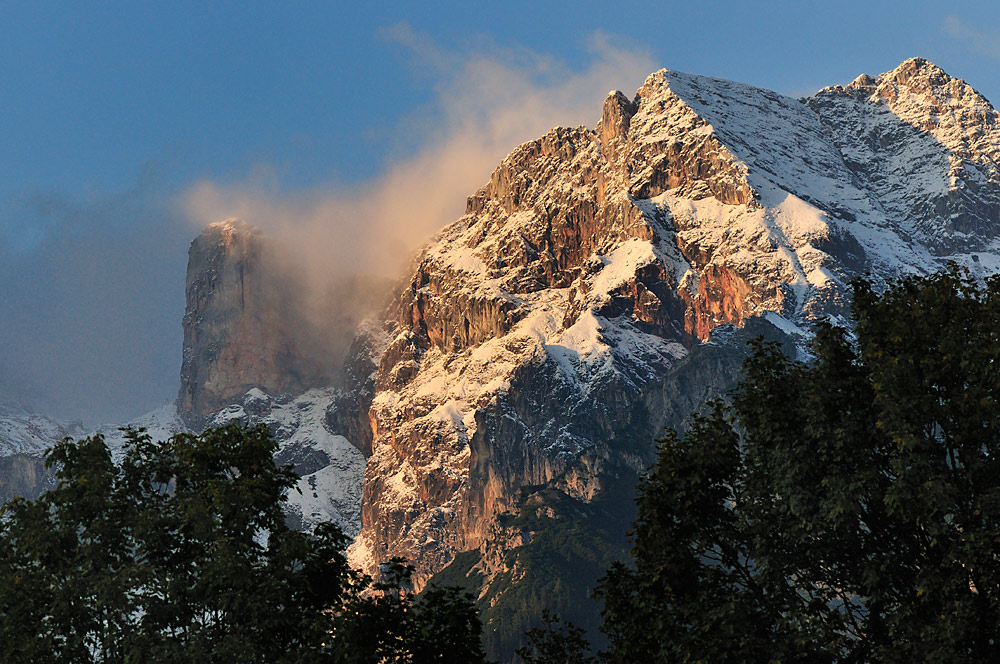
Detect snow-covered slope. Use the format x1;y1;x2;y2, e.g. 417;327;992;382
92;388;366;536
0;389;365;536
349;58;1000;591
0;401;85;457
94;403;187;455
5;58;1000;654
809;58;1000;253
207;388;365;536
0;402;85;500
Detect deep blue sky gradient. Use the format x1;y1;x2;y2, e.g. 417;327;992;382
4;1;996;197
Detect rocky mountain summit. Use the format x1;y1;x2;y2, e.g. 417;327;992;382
178;219;334;420
5;56;1000;660
349;58;1000;592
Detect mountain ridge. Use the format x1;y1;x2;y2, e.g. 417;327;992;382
347;56;1000;619
4;56;1000;660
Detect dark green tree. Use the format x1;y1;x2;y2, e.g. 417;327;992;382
409;584;488;663
515;611;596;664
0;434;134;662
327;558;487;663
0;423;487;663
597;268;1000;663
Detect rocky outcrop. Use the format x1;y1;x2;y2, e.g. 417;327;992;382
325;319;392;457
7;55;1000;663
622;72;757;207
0;454;54;501
349;59;1000;614
177;219;333;421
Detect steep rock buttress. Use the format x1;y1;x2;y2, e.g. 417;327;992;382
349;59;1000;599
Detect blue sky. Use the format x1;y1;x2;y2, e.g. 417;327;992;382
3;1;1000;422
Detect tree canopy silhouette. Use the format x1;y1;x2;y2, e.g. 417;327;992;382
597;268;1000;663
0;423;486;663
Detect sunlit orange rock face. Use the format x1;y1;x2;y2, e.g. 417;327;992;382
350;57;1000;598
681;264;752;341
162;60;1000;647
177;219;330;420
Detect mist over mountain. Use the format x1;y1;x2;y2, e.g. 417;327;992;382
0;180;189;424
6;56;1000;660
0;34;653;426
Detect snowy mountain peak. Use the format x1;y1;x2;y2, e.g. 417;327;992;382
9;60;1000;657
809;59;1000;252
884;56;950;85
825;57;999;153
840;57;956;92
352;60;1000;589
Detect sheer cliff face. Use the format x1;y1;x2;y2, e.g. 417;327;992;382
349;58;1000;584
5;56;1000;645
177;219;332;420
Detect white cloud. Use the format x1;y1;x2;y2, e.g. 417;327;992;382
180;29;655;284
943;16;1000;60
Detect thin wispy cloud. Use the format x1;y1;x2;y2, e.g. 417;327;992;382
2;29;655;424
181;29;655;285
943;16;1000;59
